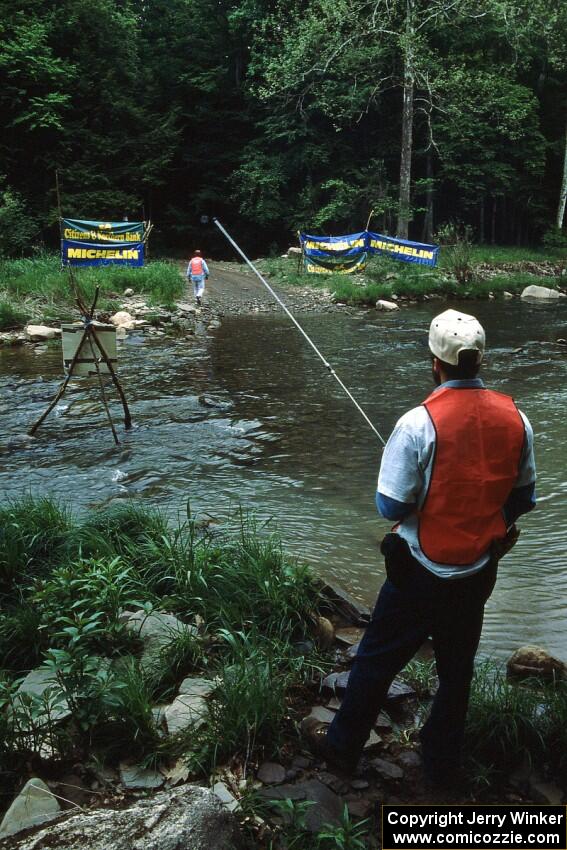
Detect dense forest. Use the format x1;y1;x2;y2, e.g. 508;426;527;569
1;0;566;254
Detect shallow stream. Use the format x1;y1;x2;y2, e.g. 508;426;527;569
1;299;566;659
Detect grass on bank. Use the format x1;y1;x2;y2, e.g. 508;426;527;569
259;244;566;307
0;255;184;329
0;498;324;787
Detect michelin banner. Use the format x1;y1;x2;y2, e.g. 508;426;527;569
367;232;439;266
300;230;438;273
61;219;146;267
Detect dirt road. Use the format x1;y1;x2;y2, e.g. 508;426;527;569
178;260;343;315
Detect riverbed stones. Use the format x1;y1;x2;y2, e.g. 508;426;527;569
321;671;414;704
122;610;197;673
13;666;71;726
334;626;365;647
110;310;136;329
257;762;286;784
260;779;343;832
520;284;560;300
176;302;197;314
119;762;164;790
506;645;566;680
303;706;337;725
24;325;61;341
370;757;404;781
211;782;240;813
123;288;135;296
0;778;61;839
376;299;400;311
8;784;239;850
164;693;208;733
178;675;217;698
319;582;370;624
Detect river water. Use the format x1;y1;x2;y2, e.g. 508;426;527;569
1;299;566;660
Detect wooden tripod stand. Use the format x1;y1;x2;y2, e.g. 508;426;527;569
28;275;132;445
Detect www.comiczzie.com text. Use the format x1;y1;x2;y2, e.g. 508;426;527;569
382;805;567;849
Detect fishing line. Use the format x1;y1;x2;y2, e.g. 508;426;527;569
213;218;387;446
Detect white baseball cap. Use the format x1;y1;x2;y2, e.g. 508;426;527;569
429;309;485;366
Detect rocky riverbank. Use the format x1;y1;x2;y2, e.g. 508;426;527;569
0;498;565;850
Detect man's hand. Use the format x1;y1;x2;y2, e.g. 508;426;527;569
491;524;520;562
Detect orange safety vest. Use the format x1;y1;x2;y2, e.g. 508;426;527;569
190;256;204;275
418;387;525;565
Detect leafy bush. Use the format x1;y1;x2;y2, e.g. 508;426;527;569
542;227;567;251
0;190;40;258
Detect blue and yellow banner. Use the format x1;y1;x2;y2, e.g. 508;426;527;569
300;230;439;272
61;219;146;267
62;239;144;267
367;231;439;266
301;232;368;274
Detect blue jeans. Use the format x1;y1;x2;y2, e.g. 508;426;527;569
191;274;206;298
327;537;497;774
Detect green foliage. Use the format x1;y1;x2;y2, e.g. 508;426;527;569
94;659;162;760
0;497;323;777
0;256;184;322
316;805;370;849
0;497;71;597
0;299;29;329
32;556;143;657
465;661;549;778
400;658;437;699
542;228;567;251
444;228;476;286
0;190;40;258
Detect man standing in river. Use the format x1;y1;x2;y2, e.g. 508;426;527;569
305;308;536;785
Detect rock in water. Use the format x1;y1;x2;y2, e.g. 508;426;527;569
520;284;560;300
376;299;400;311
8;785;239;850
110;311;136;329
506;645;566;681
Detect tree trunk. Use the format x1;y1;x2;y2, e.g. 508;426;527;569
397;0;414;240
479;196;485;244
421;151;434;243
557;114;567;230
491;197;497;245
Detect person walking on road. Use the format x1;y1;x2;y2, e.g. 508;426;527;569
304;308;536;785
187;249;209;307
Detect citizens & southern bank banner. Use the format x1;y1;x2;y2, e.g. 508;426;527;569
300;230;439;273
61;219;146;267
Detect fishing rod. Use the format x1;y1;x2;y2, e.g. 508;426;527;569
213;218;387;446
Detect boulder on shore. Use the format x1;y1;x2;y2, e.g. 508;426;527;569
6;784;239;850
520;284;560;300
0;778;61;839
506;645;566;681
24;325;61;341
